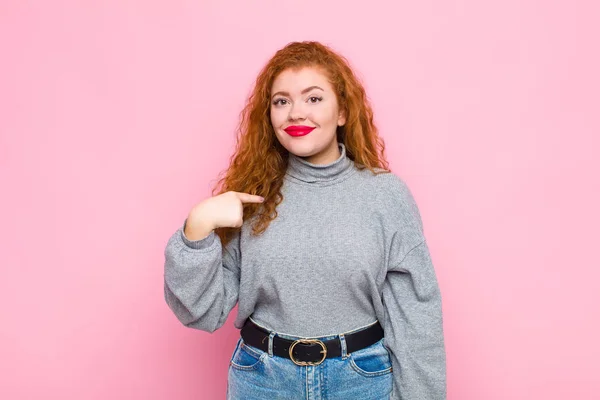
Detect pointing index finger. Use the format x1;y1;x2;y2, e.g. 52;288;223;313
236;192;265;203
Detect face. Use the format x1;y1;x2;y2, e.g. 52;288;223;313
270;66;346;164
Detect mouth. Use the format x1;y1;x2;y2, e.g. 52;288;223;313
283;125;316;137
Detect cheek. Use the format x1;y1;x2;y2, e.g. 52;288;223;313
315;106;337;124
270;109;284;127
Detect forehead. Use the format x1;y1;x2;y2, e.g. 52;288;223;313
271;67;332;92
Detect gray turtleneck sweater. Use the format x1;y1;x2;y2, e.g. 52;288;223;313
163;142;446;399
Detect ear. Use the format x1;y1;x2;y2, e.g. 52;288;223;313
337;109;347;127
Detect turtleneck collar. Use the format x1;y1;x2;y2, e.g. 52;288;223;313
285;142;355;186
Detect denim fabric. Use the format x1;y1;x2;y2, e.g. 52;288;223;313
227;324;393;400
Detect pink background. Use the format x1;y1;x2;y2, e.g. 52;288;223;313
1;1;599;399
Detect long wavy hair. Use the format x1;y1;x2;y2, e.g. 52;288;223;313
211;41;392;246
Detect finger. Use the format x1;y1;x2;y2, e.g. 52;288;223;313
236;192;264;203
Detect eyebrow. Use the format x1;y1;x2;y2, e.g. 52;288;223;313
271;86;324;99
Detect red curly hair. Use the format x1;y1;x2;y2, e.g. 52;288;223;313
211;41;392;246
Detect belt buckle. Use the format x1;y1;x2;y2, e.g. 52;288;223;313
289;339;327;366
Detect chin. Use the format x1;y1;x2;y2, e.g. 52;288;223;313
278;136;313;155
288;144;322;159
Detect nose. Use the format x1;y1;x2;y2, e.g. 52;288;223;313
288;103;306;122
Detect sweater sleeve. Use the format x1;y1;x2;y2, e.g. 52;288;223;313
380;177;447;399
382;240;447;399
163;219;241;333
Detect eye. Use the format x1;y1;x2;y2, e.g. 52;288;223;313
308;96;323;104
273;98;288;106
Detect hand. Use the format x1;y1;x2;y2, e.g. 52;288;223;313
185;191;264;239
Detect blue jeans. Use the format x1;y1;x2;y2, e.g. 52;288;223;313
227;321;393;399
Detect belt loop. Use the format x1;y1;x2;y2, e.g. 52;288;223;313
268;331;276;357
339;333;349;359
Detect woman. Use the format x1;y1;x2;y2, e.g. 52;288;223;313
164;41;447;399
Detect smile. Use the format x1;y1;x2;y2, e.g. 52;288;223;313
284;125;316;137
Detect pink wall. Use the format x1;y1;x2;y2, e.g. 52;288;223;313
1;1;599;399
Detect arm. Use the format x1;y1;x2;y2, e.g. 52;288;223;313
382;239;447;399
163;219;241;333
379;176;447;399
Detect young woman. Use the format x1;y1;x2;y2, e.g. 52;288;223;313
164;41;447;399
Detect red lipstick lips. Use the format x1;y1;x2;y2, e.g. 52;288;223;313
283;125;315;137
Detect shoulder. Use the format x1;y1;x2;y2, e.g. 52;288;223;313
353;165;424;232
353;166;416;204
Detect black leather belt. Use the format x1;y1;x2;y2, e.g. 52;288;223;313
240;318;384;366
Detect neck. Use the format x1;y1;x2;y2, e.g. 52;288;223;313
285;142;354;185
